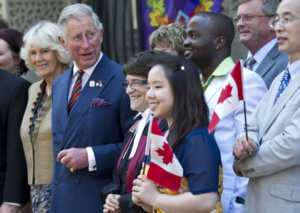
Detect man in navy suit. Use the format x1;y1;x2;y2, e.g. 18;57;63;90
50;3;136;212
235;0;288;88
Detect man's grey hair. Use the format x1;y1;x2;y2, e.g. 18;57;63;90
238;0;280;16
58;3;103;38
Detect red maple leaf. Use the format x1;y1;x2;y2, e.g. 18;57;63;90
217;84;233;104
155;143;173;165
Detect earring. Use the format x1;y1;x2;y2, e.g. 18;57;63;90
216;46;220;51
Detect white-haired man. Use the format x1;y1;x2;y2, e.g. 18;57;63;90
51;3;136;212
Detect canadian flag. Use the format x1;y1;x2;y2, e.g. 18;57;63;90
208;60;244;133
146;118;183;192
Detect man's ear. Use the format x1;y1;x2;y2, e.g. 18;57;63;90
214;36;225;51
99;28;104;44
58;36;68;51
269;17;275;32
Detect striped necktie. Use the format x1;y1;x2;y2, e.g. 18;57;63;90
244;56;256;71
68;69;84;112
274;68;290;105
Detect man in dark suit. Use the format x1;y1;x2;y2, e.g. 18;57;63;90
235;0;288;88
0;70;30;212
50;3;136;213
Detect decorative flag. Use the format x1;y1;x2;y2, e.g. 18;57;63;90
146;118;183;192
208;60;244;133
141;0;222;50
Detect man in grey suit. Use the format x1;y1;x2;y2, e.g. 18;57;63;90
235;0;288;88
233;0;300;212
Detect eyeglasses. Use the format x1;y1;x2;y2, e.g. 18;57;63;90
232;14;274;23
122;80;147;89
269;16;300;29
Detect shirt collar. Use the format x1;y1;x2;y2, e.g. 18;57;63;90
72;51;103;77
200;57;234;91
247;38;277;64
133;108;151;120
288;59;300;80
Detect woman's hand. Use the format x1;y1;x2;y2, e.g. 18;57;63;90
132;175;159;207
103;194;121;213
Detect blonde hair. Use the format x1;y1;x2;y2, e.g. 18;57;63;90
20;21;72;70
149;22;186;56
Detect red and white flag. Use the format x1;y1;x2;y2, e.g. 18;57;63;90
208;60;244;133
146;118;183;192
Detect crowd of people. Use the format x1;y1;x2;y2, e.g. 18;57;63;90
0;0;299;212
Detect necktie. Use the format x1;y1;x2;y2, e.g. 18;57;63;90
244;56;256;71
68;69;84;112
274;68;290;104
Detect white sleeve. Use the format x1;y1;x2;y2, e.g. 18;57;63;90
86;147;97;171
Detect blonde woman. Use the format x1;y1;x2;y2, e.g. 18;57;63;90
20;21;72;212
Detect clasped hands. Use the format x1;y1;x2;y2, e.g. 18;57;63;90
233;136;258;160
233;136;258;176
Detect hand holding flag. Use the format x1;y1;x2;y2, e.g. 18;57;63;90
145;118;183;192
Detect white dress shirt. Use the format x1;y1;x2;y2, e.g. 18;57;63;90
247;38;277;72
68;52;103;172
129;108;151;159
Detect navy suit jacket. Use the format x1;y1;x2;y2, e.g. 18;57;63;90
50;55;136;213
254;43;288;88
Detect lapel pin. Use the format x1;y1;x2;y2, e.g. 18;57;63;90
89;80;95;87
96;80;103;87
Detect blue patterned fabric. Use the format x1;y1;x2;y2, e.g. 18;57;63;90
274;68;291;104
30;184;51;213
244;56;256;71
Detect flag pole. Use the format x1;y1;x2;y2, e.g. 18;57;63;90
243;101;249;141
142;115;153;175
240;59;249;141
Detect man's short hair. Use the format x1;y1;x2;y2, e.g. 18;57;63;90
238;0;280;16
195;12;235;50
149;22;186;56
58;3;102;38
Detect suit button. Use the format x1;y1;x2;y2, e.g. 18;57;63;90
74;178;80;184
55;179;59;185
53;132;56;137
84;130;88;135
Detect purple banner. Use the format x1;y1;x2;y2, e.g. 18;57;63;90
141;0;222;50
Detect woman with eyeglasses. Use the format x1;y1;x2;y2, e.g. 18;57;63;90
101;50;167;213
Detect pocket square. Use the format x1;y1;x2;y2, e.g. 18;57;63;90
90;98;111;108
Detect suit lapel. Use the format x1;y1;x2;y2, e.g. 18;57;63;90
60;55;114;149
56;67;72;130
261;75;300;135
255;44;280;78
